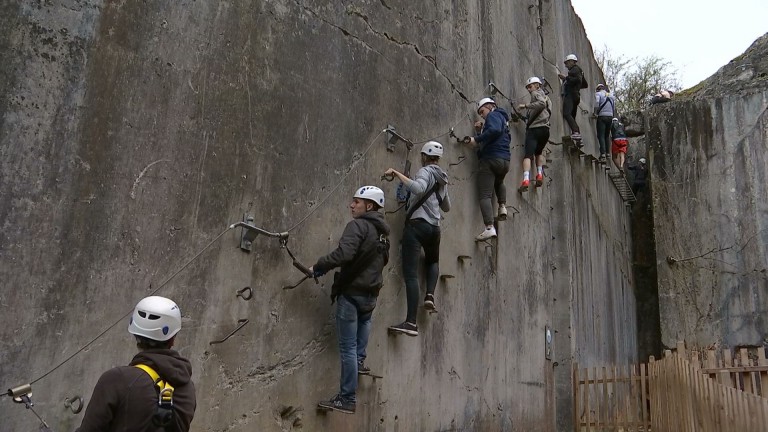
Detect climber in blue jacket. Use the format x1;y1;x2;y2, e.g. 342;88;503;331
464;97;511;241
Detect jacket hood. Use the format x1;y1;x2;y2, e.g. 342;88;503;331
130;349;193;387
423;164;449;186
358;210;390;236
494;107;510;121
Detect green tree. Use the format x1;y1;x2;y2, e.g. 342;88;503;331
595;46;681;113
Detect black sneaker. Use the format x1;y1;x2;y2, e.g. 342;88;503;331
317;394;355;414
424;294;436;310
358;361;371;375
388;321;418;336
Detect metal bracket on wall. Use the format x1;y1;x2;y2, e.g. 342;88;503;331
385;125;413;152
232;216;289;253
545;325;553;360
209;319;249;345
239;214;257;251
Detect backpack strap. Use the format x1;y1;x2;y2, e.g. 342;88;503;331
405;181;441;221
597;95;614;114
134;364;175;428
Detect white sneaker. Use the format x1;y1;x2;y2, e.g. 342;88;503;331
475;226;497;241
498;205;508;221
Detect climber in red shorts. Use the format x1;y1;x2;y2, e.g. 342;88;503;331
610;117;629;174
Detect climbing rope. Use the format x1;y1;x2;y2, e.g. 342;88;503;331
411;114;472;145
283;130;385;233
25;226;232;386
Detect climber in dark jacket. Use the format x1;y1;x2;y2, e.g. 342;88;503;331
310;186;390;415
465;97;511;241
558;53;584;145
76;296;196;432
629;158;648;194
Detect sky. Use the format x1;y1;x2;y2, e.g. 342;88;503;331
571;0;768;89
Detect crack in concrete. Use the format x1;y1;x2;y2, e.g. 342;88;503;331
294;1;383;57
345;8;469;103
292;1;469;103
246;318;334;385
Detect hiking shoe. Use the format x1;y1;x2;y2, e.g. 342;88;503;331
389;321;418;336
475;226;497;241
519;179;530;192
598;154;606;163
424;294;436;310
497;205;508;221
535;173;544;187
318;394;355;414
358;361;370;375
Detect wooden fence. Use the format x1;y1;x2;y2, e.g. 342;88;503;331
573;343;768;431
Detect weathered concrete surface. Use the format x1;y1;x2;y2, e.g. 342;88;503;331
647;34;768;349
0;1;636;431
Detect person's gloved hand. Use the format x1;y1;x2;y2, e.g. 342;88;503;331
308;266;325;278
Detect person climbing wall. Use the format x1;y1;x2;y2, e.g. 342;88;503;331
611;117;629;174
558;54;586;146
629;158;648;194
308;186;390;414
76;296;197;432
517;76;552;192
462;97;511;241
594;83;616;162
383;141;451;336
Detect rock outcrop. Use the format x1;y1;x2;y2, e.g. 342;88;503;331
647;32;768;349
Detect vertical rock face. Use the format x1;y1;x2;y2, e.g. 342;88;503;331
647;33;768;349
0;1;637;431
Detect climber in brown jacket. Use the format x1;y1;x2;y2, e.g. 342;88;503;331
75;296;196;432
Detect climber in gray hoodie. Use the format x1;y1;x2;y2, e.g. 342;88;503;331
383;141;451;336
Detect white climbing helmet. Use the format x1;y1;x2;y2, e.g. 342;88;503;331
639;158;647;164
128;296;182;342
421;141;444;157
612;117;619;123
565;54;578;62
354;185;385;208
477;97;495;114
526;76;542;86
596;83;606;90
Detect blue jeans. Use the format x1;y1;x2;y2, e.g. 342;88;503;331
336;294;377;403
402;219;441;323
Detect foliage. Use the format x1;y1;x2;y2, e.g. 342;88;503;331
595;46;682;114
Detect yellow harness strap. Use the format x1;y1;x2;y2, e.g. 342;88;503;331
134;364;175;404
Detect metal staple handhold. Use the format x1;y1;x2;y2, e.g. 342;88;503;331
209;319;250;345
236;287;253;300
64;396;83;414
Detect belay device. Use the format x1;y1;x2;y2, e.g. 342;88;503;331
134;364;175;427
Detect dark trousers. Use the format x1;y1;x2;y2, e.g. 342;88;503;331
477;158;510;225
596;116;612;155
562;94;580;134
524;127;550;159
402;219;441;323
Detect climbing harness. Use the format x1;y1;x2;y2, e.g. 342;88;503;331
133;364;175;427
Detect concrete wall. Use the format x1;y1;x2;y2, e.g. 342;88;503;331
0;1;637;431
647;90;768;349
